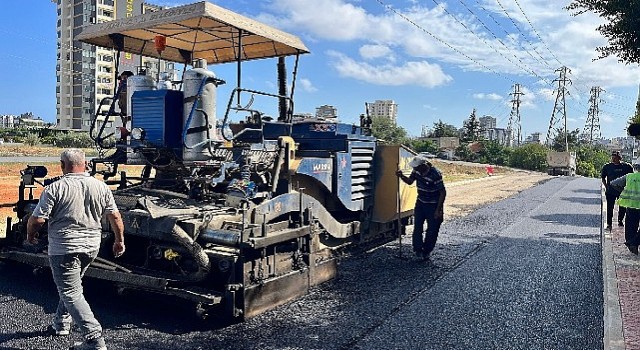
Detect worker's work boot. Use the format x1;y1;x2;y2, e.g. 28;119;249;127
45;324;70;336
70;336;107;350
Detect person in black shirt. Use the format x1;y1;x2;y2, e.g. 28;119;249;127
396;156;446;260
601;151;634;230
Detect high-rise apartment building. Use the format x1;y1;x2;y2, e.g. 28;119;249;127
479;115;496;130
55;0;171;131
366;100;398;123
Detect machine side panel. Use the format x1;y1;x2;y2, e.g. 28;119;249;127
295;158;333;191
372;145;416;223
131;90;184;151
333;141;376;211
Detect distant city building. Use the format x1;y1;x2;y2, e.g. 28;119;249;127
484;128;507;145
0;114;49;129
0;115;16;128
610;136;640;161
524;132;543;144
315;105;338;119
18;116;47;129
479;115;496;130
424;137;460;150
366;100;398;123
55;0;172;131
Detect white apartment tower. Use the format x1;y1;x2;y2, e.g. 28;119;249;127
366;100;398;123
55;0;170;131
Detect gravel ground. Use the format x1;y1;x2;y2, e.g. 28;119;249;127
0;176;603;350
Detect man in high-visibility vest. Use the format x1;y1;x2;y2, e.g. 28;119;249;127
611;159;640;255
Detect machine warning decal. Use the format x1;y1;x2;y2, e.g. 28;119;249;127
310;124;336;132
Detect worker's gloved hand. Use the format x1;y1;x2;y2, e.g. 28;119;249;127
395;170;403;177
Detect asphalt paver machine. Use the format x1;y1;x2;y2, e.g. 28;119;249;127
0;1;417;321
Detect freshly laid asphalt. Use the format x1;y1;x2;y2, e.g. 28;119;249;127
0;176;605;349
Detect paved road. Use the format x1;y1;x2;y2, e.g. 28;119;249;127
0;176;602;349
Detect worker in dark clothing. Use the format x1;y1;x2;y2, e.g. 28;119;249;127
396;155;446;260
601;151;634;231
610;159;640;255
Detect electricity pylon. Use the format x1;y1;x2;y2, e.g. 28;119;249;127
507;83;524;147
546;66;572;151
583;86;603;143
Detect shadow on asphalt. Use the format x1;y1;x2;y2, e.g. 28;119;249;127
544;232;600;240
530;213;600;227
572;188;601;195
561;196;601;205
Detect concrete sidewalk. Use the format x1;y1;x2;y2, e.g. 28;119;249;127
603;198;640;349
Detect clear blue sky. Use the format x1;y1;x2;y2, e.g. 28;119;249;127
2;0;639;140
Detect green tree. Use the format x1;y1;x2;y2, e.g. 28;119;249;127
430;120;459;137
551;128;580;151
408;138;438;154
454;144;474;162
567;1;640;63
509;143;548;172
370;116;409;145
577;161;597;177
575;144;610;177
24;133;41;146
51;132;96;148
462;108;482;142
476;140;512;165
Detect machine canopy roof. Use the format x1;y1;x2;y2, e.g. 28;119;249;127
76;1;310;64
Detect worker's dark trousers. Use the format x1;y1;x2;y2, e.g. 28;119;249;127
606;192;626;227
412;201;443;255
625;208;640;247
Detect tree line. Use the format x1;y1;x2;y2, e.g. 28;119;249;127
0;127;94;148
370;115;611;178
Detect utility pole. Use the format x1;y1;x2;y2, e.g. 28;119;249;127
507;84;524;147
583;86;603;144
546;66;572;151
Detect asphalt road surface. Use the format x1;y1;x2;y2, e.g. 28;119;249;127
0;176;603;350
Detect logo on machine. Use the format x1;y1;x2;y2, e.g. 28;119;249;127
313;163;331;172
310;124;336;132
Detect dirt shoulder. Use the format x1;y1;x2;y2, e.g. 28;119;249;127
444;170;551;221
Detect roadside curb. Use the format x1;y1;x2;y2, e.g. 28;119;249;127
602;185;625;350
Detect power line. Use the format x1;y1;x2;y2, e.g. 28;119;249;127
453;0;552;85
374;0;517;84
507;83;524;146
546;66;571;148
509;0;563;67
583;86;603;142
432;0;548;83
469;0;554;72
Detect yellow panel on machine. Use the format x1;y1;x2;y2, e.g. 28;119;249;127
373;145;417;223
